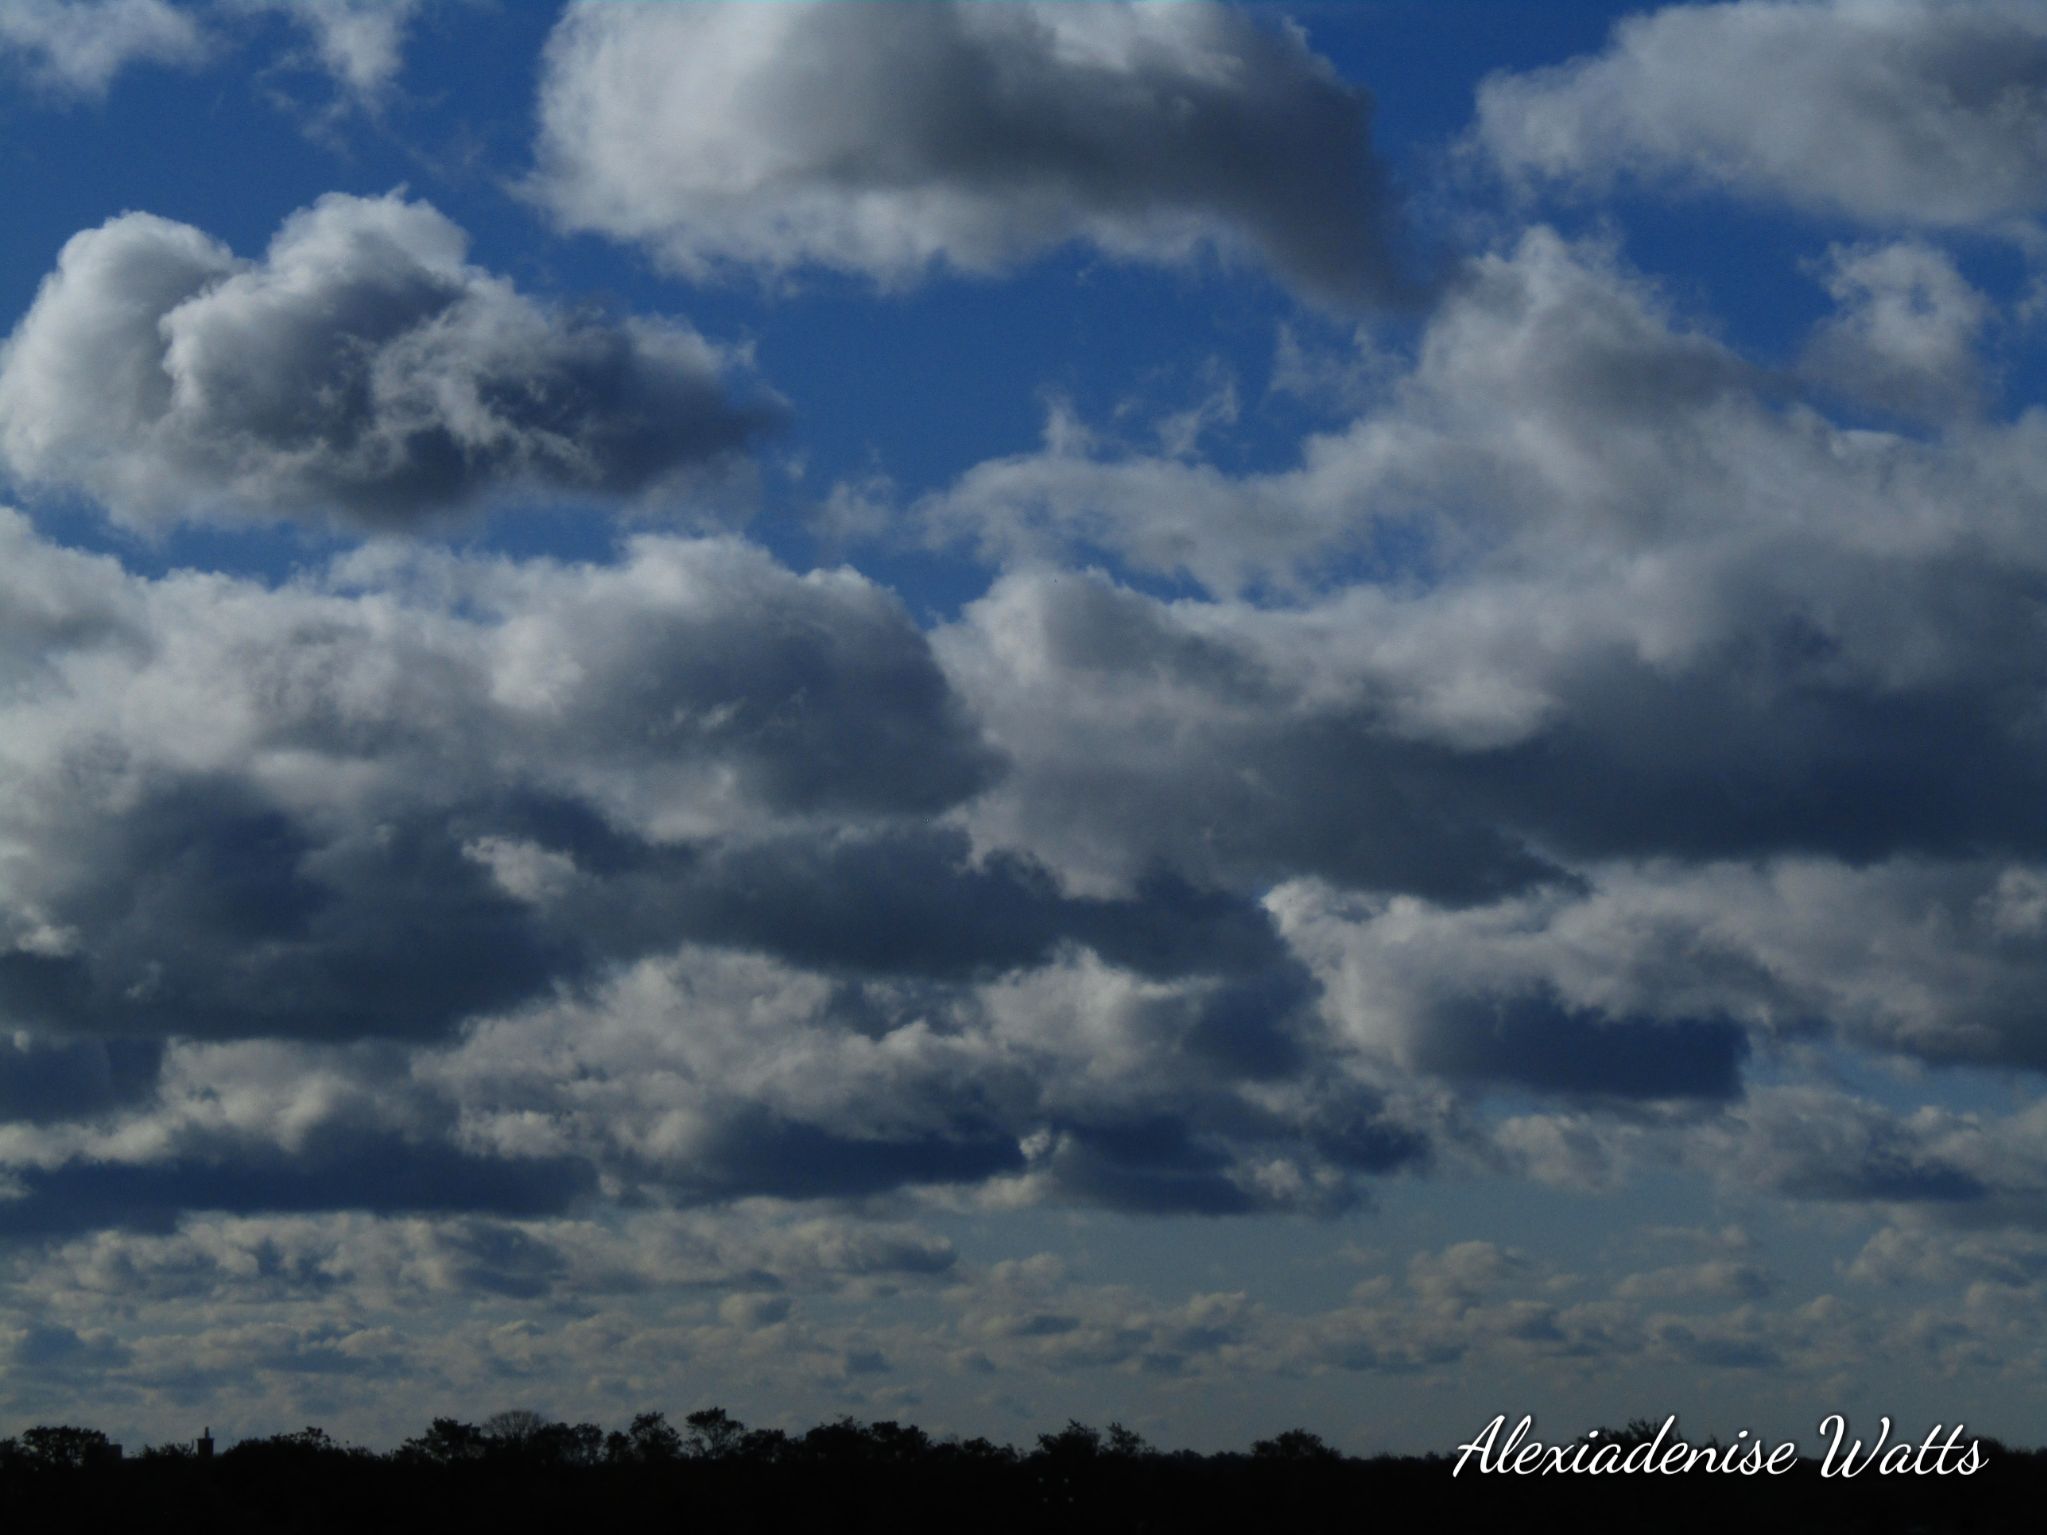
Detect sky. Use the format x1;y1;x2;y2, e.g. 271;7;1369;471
1;0;2045;1457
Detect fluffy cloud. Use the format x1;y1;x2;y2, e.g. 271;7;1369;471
927;230;2047;890
1277;858;2047;1079
0;0;440;104
0;516;998;1041
0;0;205;97
530;0;1405;305
227;0;426;105
16;216;2043;1258
0;510;1443;1244
1689;1087;2047;1218
889;224;2047;1111
0;193;779;530
1801;240;1992;420
1474;0;2047;230
0;1;438;106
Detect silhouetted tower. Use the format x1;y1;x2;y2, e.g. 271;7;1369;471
197;1427;214;1461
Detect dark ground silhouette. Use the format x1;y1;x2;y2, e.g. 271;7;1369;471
1;1409;2039;1532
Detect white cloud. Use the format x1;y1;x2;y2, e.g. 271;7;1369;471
920;230;2047;918
227;0;426;105
0;2;440;107
1802;240;1992;419
530;0;1406;305
1474;0;2047;231
0;0;206;97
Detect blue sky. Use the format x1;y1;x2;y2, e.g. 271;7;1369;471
2;0;2046;1456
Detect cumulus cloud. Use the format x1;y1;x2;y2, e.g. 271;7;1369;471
1276;857;2047;1077
0;516;998;1047
1474;0;2047;230
0;0;206;97
0;193;779;530
877;222;2047;1116
1801;240;1992;420
925;229;2047;893
1694;1088;2047;1208
0;218;2000;1223
0;511;1451;1243
422;936;1421;1220
530;0;1407;306
922;226;1769;593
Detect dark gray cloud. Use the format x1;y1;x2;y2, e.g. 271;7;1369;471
0;193;779;529
1475;0;2047;230
0;784;570;1045
3;1321;132;1377
574;830;1303;984
1410;993;1747;1104
532;0;1408;306
0;1132;597;1239
0;1035;162;1124
1037;1117;1263;1217
664;1107;1026;1205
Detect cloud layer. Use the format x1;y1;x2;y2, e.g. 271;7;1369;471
8;216;2047;1258
0;193;778;530
532;0;1405;305
7;0;2047;1453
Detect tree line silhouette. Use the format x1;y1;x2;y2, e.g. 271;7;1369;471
1;1408;2039;1531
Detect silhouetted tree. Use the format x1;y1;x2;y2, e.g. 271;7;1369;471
1104;1422;1152;1458
1035;1420;1102;1461
604;1411;684;1465
222;1426;367;1467
481;1409;549;1448
526;1421;604;1467
684;1407;746;1460
797;1416;877;1462
736;1427;790;1464
5;1426;117;1470
943;1435;1018;1466
1252;1428;1342;1462
0;1404;2038;1535
397;1417;486;1464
